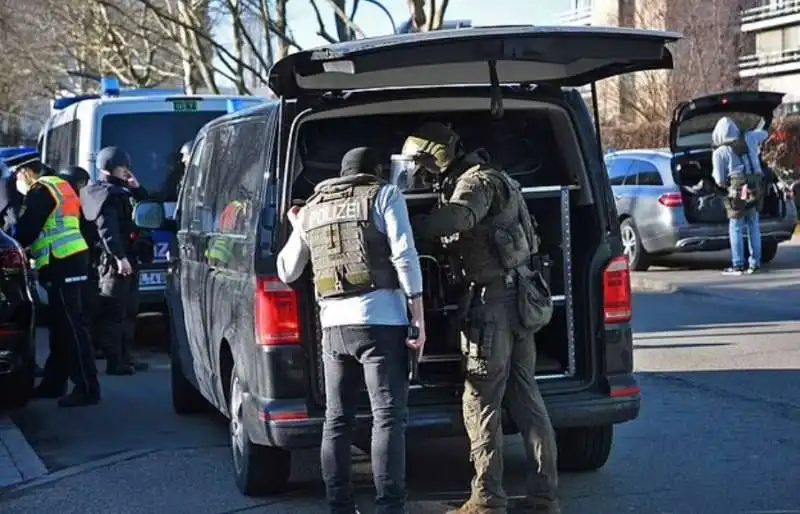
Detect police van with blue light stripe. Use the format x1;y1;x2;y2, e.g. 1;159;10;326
37;77;266;312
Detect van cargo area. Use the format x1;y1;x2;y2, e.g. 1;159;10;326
285;96;604;409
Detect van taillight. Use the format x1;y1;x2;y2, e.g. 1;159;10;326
255;277;301;345
0;248;27;270
658;192;683;207
603;256;632;323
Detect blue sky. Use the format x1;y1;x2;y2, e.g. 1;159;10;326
286;0;571;49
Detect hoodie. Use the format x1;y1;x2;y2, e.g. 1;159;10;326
711;117;762;187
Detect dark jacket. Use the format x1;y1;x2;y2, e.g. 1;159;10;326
12;181;89;281
81;177;147;267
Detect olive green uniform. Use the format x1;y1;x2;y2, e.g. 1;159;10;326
414;155;558;512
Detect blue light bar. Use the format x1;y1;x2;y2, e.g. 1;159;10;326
101;76;121;97
53;94;101;110
227;99;246;113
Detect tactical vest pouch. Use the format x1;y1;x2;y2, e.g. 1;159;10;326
492;224;531;270
517;270;554;333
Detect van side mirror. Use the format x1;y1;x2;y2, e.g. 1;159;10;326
133;201;166;229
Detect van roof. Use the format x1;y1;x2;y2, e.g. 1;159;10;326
197;100;280;133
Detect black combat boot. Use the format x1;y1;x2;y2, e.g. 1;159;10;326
57;388;101;408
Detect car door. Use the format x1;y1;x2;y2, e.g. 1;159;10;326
627;158;666;240
607;156;634;215
178;134;216;399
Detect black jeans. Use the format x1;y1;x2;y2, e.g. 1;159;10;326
40;278;99;395
96;269;139;367
320;325;409;514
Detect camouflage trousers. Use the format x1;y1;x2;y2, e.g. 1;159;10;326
461;301;558;509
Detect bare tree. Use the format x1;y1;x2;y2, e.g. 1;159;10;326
667;0;749;105
406;0;449;31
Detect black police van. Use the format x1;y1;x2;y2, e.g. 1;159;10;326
135;26;680;496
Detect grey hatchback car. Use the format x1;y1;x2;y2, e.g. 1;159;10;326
605;91;797;271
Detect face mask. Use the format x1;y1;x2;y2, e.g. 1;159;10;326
16;178;30;196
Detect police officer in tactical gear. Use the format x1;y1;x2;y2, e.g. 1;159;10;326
404;122;559;514
81;147;149;375
277;147;426;514
4;151;100;407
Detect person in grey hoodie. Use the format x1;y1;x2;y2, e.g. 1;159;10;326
711;117;764;275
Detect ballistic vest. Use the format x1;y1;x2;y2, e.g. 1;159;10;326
301;174;400;299
29;176;89;270
447;165;538;284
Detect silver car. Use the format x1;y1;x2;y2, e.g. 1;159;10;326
605;91;797;271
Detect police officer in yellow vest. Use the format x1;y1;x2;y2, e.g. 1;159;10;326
5;150;100;408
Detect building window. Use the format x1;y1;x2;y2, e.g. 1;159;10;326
757;29;783;54
783;25;800;50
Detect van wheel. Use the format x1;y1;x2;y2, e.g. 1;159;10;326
620;219;650;271
556;425;613;472
761;241;778;263
170;338;208;415
229;373;291;496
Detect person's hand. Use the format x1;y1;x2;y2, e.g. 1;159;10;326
406;317;426;356
126;171;140;189
116;257;133;276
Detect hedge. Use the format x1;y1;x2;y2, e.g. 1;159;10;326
600;122;669;152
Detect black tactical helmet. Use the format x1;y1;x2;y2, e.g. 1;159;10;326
59;166;90;186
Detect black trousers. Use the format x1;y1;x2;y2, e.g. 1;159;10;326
40;278;100;395
96;269;140;367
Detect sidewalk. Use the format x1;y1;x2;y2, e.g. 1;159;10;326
0;415;47;489
631;240;800;311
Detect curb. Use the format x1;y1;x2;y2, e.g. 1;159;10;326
0;415;47;489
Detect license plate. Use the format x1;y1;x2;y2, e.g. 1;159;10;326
172;100;197;112
139;271;167;288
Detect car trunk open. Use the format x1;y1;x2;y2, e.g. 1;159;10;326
280;92;606;410
671;91;785;223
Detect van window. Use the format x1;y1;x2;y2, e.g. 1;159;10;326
100;111;225;202
210;119;267;236
44;120;80;171
188;130;218;233
178;136;205;230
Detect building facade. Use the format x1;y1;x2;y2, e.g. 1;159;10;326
740;0;800;114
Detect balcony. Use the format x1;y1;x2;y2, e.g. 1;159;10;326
739;47;800;77
741;0;800;32
555;5;593;26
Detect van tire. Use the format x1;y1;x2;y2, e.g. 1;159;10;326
170;339;208;415
229;373;291;496
620;219;650;271
556;425;613;472
760;241;778;263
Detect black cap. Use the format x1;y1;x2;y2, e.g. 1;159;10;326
96;146;131;172
341;147;381;177
3;149;42;171
59;166;90;185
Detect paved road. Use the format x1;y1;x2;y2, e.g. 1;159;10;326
1;291;799;513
